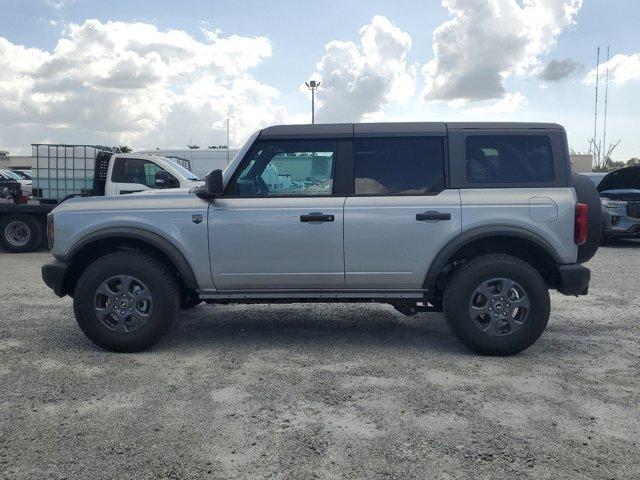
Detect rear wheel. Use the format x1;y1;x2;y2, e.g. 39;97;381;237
73;251;179;352
443;254;550;356
0;214;43;253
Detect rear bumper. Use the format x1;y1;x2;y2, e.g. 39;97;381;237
557;264;590;296
42;260;69;297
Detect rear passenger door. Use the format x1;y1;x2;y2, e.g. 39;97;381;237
343;135;461;289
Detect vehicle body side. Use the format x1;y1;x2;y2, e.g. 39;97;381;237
48;122;581;301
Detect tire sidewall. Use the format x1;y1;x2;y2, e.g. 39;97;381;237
73;253;178;352
444;257;550;355
0;214;42;253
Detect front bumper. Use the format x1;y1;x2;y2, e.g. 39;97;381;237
602;208;640;238
557;264;590;296
42;260;70;297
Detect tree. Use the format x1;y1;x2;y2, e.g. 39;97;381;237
114;145;132;153
627;158;640;167
187;144;201;149
589;137;621;172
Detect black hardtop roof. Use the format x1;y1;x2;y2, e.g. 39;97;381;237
259;122;565;139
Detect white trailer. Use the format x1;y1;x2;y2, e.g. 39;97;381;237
135;148;239;179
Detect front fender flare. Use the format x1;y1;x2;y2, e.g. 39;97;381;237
63;226;199;290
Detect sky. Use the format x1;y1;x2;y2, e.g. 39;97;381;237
0;0;638;159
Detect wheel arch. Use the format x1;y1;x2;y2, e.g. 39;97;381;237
62;227;199;296
424;226;562;300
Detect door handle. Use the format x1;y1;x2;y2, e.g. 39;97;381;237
300;212;335;223
416;211;451;221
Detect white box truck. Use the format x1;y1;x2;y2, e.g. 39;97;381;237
134;148;239;179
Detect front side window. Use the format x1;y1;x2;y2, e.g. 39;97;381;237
466;135;554;184
112;158;175;188
354;137;445;195
229;140;336;197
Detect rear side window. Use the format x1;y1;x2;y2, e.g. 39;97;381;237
466;135;554;184
354;137;445;195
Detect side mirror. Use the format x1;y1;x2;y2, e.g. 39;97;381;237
155;170;170;187
205;169;224;196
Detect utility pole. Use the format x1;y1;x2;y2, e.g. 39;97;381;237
592;47;600;168
602;46;610;164
593;48;600;142
305;80;321;124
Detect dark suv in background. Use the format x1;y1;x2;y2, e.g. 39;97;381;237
585;166;640;242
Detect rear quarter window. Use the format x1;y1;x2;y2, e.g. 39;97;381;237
466;135;555;184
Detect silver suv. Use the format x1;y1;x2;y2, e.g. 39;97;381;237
42;122;601;355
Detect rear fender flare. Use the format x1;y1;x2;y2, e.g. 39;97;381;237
423;226;562;294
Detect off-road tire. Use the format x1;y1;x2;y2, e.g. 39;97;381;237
0;214;43;253
443;254;550;356
180;293;202;309
73;251;179;352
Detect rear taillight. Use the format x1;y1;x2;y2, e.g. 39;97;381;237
574;203;588;246
47;214;54;249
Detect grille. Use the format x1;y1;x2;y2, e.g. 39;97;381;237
627;202;640;219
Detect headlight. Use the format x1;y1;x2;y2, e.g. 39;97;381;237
601;198;627;209
46;213;54;249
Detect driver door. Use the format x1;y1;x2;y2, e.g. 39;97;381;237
209;139;347;290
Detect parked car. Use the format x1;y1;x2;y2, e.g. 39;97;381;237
585;166;640;242
0;170;31;197
42;122;601;355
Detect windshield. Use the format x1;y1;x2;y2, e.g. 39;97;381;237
223;130;260;185
167;161;201;181
1;170;22;180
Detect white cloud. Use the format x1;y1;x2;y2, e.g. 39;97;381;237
305;15;416;123
0;19;289;151
423;0;583;103
459;92;528;114
585;53;640;85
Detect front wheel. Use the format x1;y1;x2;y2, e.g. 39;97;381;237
443;254;550;356
73;251;180;352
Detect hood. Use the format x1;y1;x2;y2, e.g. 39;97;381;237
131;186;200;196
53;187;202;214
598;166;640;193
599;189;640;201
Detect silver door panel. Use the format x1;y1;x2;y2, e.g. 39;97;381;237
344;190;462;289
209;197;346;289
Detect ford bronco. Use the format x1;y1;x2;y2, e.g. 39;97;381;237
42;123;602;355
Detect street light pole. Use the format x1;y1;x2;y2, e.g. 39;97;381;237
305;80;321;124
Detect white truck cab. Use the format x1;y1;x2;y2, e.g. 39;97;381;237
104;154;203;196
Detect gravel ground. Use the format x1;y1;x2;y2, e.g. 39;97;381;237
1;244;639;480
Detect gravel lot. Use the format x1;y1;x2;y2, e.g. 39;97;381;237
1;244;639;479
